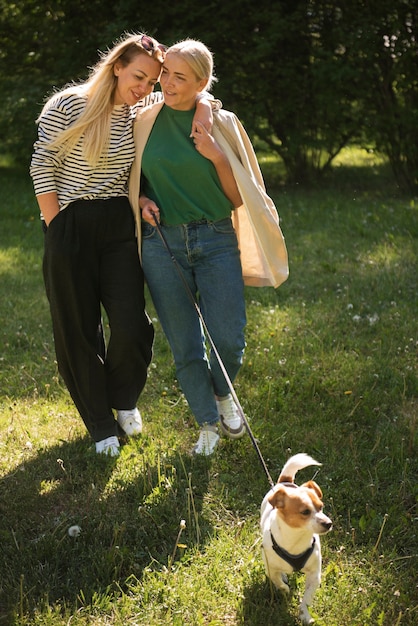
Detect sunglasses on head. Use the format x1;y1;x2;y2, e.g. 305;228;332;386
140;34;167;54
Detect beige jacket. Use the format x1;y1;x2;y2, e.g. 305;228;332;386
129;102;288;288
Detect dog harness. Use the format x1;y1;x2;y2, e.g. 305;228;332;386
270;532;316;571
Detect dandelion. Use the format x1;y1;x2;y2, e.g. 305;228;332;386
168;519;187;570
68;525;81;538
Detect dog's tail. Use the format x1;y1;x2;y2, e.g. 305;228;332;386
278;453;321;484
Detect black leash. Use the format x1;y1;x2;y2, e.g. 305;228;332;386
151;213;274;488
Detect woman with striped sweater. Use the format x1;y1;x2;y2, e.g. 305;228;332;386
30;32;211;456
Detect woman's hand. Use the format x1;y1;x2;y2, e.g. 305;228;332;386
191;122;242;208
36;191;60;226
140;196;161;225
191;122;224;163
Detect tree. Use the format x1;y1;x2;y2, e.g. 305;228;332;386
0;0;117;162
1;0;416;190
206;0;363;184
112;0;364;184
339;0;418;192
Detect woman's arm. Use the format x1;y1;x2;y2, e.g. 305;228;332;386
192;95;213;133
30;96;72;223
36;191;61;226
192;91;221;133
191;122;242;208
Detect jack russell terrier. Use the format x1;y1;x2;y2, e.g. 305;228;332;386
260;453;332;624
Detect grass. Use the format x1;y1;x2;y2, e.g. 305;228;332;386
0;150;417;625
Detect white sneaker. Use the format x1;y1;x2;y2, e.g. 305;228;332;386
216;395;246;439
95;436;120;457
192;427;220;456
117;408;142;436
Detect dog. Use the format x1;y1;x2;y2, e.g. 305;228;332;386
260;453;332;624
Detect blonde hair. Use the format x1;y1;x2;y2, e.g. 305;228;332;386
166;39;217;91
39;32;165;165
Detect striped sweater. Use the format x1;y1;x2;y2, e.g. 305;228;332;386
30;91;162;213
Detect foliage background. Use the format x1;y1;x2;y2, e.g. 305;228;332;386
0;0;417;189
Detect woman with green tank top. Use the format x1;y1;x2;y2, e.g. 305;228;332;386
135;40;248;455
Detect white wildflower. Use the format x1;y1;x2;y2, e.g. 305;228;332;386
68;525;81;538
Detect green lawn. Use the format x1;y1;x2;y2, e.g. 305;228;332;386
0;153;416;625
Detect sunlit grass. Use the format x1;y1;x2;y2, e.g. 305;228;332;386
0;151;417;625
332;146;387;167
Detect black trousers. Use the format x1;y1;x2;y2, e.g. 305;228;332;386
43;197;154;441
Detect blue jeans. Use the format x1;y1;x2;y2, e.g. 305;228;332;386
142;218;246;426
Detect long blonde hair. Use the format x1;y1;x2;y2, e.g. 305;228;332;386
40;32;165;165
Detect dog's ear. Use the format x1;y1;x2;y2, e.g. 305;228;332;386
302;480;323;499
268;485;287;509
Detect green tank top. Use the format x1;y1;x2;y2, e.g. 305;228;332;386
141;105;233;225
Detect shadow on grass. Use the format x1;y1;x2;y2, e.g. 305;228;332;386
0;160;416;624
0;436;213;623
240;577;301;626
